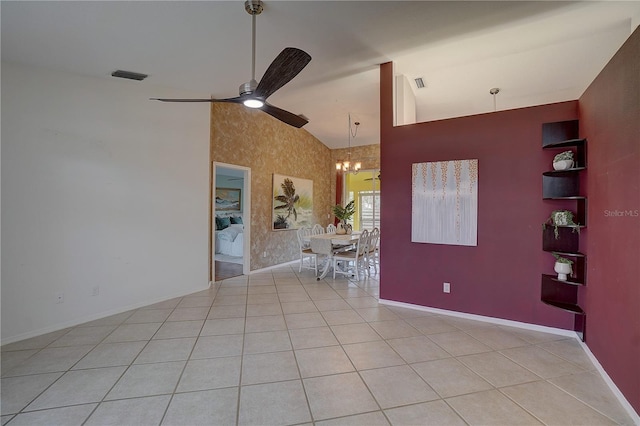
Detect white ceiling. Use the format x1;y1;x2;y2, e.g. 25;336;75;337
2;1;639;149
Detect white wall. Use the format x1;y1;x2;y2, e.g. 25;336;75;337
1;62;211;343
395;74;416;126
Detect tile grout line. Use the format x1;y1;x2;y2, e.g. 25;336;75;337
80;294;186;424
158;286;219;426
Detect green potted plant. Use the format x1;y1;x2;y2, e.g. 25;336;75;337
332;200;356;234
553;150;574;170
543;209;580;239
552;253;573;281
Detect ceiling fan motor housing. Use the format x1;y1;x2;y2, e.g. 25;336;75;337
245;0;263;15
239;79;259;96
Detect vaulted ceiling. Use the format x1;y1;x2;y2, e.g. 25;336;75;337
2;1;638;148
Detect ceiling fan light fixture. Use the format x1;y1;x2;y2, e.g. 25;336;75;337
244;98;264;108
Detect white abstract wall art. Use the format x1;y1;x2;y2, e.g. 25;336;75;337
411;159;478;246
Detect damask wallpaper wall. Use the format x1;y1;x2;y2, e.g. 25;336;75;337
210;103;333;269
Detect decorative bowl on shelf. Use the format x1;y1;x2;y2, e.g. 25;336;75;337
552;150;574;170
553;159;574;170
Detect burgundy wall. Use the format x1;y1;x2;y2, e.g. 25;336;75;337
380;60;579;329
579;27;640;413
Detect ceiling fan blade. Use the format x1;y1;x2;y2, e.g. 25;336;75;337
153;97;307;128
261;102;309;128
254;47;311;100
150;97;243;103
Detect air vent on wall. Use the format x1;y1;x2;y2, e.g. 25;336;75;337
414;77;425;89
111;70;148;81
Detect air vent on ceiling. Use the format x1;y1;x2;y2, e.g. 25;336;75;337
414;77;425;89
111;70;148;81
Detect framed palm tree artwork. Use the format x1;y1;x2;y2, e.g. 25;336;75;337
272;174;313;230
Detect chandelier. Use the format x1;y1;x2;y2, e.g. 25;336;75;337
336;114;361;173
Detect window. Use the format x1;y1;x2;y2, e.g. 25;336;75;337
344;169;381;231
359;191;381;230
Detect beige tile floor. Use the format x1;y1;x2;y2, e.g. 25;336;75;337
1;265;635;425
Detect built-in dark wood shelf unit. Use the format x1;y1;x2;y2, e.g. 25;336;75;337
541;120;587;341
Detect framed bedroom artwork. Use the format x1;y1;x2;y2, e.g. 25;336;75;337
215;187;241;212
411;159;478;246
272;174;313;230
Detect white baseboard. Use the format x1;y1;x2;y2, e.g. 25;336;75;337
249;260;299;274
379;298;578;337
1;283;210;346
578;340;640;423
379;298;639;422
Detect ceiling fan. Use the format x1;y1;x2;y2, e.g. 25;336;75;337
151;0;311;128
364;172;381;181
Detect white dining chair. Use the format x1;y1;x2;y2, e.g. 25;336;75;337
296;227;317;275
326;223;337;234
312;224;325;235
310;236;334;280
366;227;380;275
332;229;369;280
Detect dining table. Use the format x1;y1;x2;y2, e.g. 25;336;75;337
308;232;361;280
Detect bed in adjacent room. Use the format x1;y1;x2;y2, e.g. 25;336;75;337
215;214;244;259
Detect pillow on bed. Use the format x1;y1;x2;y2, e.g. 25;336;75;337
216;216;231;230
230;216;243;224
218;226;241;242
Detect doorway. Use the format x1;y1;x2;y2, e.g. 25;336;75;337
344;169;381;231
212;162;251;281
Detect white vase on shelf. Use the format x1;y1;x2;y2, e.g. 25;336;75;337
554;261;572;281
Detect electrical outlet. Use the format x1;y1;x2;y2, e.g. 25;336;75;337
91;286;100;296
443;282;451;293
56;292;64;304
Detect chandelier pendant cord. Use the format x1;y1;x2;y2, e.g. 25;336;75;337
337;113;361;173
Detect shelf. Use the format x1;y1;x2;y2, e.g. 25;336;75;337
542;299;585;315
543;196;586;200
543;167;586;176
542;199;587;226
542;138;586;149
542;120;580;147
541;275;585;314
548;250;585;258
542;227;580;253
543;174;581;198
542;273;584;286
549;224;585;230
544;252;587;285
